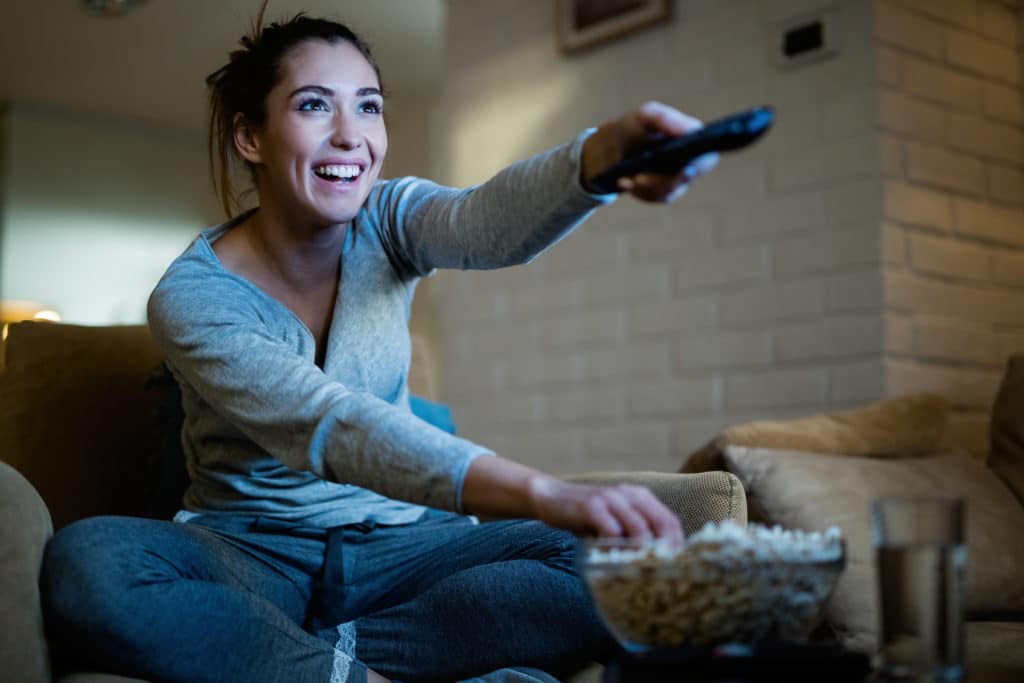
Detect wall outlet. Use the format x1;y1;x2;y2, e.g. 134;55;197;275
771;5;842;69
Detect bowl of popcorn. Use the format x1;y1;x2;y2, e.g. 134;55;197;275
578;520;845;652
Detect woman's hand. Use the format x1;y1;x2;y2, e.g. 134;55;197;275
527;476;684;544
580;100;719;203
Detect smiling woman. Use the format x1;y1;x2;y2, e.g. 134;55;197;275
39;2;716;683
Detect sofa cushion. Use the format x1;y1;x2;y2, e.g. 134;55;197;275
0;322;166;531
722;447;1024;654
681;393;950;474
991;354;1024;506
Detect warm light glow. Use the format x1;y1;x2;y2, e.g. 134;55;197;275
33;309;61;322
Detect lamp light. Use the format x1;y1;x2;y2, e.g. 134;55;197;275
81;0;148;18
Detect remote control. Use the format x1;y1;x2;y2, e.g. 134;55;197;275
586;105;774;194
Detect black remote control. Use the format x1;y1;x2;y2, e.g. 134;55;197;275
586;105;774;194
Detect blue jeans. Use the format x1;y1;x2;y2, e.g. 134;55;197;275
40;510;615;682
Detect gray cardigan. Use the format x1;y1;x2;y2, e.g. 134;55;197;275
147;130;615;528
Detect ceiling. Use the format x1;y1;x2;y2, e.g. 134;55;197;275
0;0;445;134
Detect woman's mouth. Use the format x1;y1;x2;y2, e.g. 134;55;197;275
313;164;363;183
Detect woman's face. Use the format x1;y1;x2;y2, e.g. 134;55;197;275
244;39;387;227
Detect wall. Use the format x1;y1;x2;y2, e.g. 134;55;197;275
432;0;889;474
0;105;219;324
875;0;1024;455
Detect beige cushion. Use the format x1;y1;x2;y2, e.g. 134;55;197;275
721;447;1024;654
564;471;747;535
966;621;1024;676
991;354;1024;506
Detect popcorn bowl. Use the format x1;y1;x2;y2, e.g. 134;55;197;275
577;521;846;653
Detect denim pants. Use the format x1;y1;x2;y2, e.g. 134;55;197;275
40;510;615;683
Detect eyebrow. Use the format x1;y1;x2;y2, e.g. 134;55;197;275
289;85;383;99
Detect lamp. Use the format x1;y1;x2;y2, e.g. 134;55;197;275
1;300;61;342
81;0;149;18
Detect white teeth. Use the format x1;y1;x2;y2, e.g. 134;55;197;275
314;164;361;179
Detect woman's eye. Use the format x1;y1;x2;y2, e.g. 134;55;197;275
298;98;329;112
359;100;383;115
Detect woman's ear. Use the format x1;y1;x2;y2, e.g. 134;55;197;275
233;113;262;165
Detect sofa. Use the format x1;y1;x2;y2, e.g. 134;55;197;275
680;357;1024;677
0;321;747;683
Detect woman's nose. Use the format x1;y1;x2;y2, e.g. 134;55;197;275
330;115;360;149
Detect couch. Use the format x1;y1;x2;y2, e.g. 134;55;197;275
680;357;1024;677
0;321;747;683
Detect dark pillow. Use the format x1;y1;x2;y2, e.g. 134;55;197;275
409;395;457;434
990;354;1024;507
142;363;190;520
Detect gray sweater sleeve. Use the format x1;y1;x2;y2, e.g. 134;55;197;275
370;129;616;278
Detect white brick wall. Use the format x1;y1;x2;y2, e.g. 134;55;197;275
429;0;1021;471
876;0;1024;457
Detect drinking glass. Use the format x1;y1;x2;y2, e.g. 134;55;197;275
871;497;966;681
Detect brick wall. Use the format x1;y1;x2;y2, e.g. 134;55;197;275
429;0;1021;472
876;0;1024;456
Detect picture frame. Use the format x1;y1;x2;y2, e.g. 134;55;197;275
556;0;671;55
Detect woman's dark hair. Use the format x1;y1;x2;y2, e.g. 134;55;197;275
205;1;382;217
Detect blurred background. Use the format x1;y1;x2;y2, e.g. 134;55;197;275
0;0;1021;472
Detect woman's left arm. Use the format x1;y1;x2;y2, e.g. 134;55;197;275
372;101;718;278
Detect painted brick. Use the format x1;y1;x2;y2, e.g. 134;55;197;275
677;330;772;370
718;192;826;243
503;349;585;388
507;281;579;319
826;178;884;229
884;271;1024;324
901;57;984;112
629;296;718;338
627;377;717;417
948;112;1023;165
880;134;904;176
874;1;944;58
585;341;673;381
831;359;886;405
914;317;1000;365
547;386;623;423
581;266;672;306
876;45;903;87
630;211;716;259
773;228;880;276
542;230;624;279
954;198;1024;247
439;288;507;324
983;82;1024;125
993;248;1024;288
827;270;885;312
998;331;1024;358
770;136;880;190
582;422;673;470
979;1;1021;46
906;142;986;196
878;90;947;143
942;411;991;460
681;159;768;208
489;429;584;472
886;359;1003;410
774;315;883;362
909;233;992;281
675;245;768;291
544;309;626;348
885;313;915;353
823;89;878;140
946;28;1021;85
450;323;544;359
720;279;825;326
884;180;955;231
987;164;1024;206
882;222;907;265
896;0;979;30
724;368;828;411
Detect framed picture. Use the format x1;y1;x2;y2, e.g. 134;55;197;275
556;0;671;54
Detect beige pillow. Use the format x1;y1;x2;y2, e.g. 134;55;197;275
722;447;1024;654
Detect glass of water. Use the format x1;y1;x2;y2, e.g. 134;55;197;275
871;497;966;681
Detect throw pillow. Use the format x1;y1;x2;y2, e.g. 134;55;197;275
990;354;1024;506
409;395;457;435
681;393;950;473
722;447;1024;654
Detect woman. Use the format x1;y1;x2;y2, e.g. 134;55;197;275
41;7;717;683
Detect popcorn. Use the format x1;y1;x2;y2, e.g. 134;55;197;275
582;521;845;649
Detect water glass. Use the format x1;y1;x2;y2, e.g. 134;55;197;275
871;497;966;681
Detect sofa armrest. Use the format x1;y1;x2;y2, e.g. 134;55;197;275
0;461;54;683
564;471;747;535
